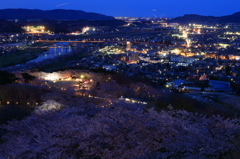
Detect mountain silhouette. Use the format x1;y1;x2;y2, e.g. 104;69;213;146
170;12;240;23
0;9;114;20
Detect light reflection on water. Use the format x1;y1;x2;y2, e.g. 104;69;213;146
28;42;72;63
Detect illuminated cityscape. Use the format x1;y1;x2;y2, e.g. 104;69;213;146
1;1;240;158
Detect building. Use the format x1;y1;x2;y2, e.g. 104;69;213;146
126;41;132;51
209;80;232;92
127;52;139;62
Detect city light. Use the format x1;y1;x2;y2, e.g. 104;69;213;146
44;73;60;81
23;26;47;33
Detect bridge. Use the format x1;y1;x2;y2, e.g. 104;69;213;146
36;40;105;43
36;40;167;46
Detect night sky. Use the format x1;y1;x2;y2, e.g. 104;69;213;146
0;0;239;18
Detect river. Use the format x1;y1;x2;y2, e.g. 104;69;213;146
0;42;73;71
27;42;72;63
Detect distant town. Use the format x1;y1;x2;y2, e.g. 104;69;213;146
1;9;240;158
1;17;240;93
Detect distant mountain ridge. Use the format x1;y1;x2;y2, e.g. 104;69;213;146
170;12;240;24
0;9;115;20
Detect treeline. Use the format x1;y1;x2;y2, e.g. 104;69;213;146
0;19;126;33
0;84;43;106
0;19;24;33
0;71;44;107
23;19;126;33
0;71;46;125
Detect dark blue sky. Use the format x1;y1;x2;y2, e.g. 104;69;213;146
0;0;239;18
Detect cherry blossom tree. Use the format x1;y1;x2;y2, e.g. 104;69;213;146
35;100;63;112
0;102;239;159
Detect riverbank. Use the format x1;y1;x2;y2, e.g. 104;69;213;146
36;51;85;72
0;48;48;68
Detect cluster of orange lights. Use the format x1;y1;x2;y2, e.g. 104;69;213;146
24;26;46;33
